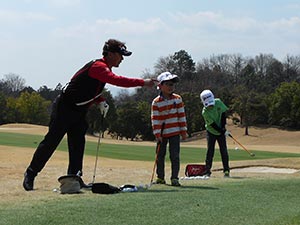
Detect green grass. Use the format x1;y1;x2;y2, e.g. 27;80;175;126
1;178;300;225
1;132;300;163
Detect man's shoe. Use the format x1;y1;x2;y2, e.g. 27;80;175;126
224;171;230;178
171;179;181;187
155;178;166;184
23;172;35;191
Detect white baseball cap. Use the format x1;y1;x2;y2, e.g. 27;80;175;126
200;90;215;107
157;72;179;84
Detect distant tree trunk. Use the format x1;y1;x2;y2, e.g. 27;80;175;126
244;126;249;135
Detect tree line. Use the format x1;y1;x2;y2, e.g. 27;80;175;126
1;51;300;141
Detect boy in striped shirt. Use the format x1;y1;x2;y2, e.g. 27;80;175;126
151;72;187;186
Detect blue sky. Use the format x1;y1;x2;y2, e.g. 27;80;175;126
1;0;300;95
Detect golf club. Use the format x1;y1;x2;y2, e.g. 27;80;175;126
228;133;255;157
82;121;103;189
91;114;104;184
149;122;165;187
91;101;109;185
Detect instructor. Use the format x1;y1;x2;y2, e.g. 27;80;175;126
23;39;155;191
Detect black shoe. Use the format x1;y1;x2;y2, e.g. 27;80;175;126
224;170;230;178
201;170;211;177
23;172;35;191
154;178;166;184
171;179;181;187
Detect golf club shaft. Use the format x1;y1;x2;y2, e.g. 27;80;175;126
92;115;104;183
228;134;254;156
150;141;161;185
150;122;165;185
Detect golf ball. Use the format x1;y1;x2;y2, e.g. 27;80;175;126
235;147;239;150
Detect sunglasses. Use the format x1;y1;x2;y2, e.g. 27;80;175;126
163;82;175;87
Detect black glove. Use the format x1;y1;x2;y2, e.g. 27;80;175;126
220;128;226;135
211;122;225;135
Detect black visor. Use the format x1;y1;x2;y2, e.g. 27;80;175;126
118;46;132;56
108;45;132;56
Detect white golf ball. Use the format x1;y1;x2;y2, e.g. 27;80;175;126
235;147;239;150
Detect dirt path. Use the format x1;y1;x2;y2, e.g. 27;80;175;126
1;145;300;202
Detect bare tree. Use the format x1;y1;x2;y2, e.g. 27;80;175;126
154;55;176;74
283;55;300;82
1;73;26;96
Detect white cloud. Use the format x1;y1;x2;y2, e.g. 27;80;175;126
1;7;299;92
171;11;300;33
23;0;81;7
95;18;166;34
49;11;300;61
52;18;166;38
171;11;262;33
0;9;54;23
286;3;300;10
163;11;300;59
48;0;81;7
269;16;300;30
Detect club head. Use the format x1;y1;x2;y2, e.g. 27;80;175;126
82;183;93;189
250;153;255;157
136;184;149;191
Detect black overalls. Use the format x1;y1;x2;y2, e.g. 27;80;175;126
27;60;105;176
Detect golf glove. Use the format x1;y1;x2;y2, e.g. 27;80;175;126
225;130;231;136
99;101;109;118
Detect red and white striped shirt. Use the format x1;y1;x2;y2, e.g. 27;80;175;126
151;93;187;139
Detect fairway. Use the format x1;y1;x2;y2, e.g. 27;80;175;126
1;124;300;225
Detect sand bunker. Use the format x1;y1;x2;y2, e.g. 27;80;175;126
232;166;299;174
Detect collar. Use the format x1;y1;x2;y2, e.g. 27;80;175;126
99;58;112;71
159;92;175;100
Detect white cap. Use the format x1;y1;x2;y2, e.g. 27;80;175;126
157;72;179;84
200;90;215;107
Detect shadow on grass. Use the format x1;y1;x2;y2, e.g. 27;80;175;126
179;185;219;190
142;189;179;193
136;186;219;193
228;176;248;179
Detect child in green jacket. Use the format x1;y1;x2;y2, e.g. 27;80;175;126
200;89;230;177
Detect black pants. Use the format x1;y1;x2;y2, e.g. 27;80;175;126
205;131;230;173
156;135;180;180
27;95;88;176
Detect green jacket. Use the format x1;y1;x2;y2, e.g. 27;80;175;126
202;98;228;135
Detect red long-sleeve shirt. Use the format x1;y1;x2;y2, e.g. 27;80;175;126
63;58;144;108
89;59;144;87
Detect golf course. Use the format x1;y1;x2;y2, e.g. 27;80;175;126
1;122;300;225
